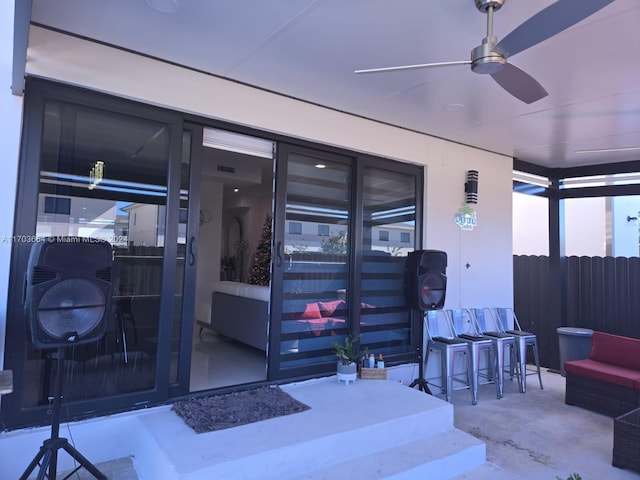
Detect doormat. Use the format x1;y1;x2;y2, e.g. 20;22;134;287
172;386;310;434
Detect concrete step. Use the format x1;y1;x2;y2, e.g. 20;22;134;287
288;428;485;480
57;457;138;479
450;461;520;479
132;378;485;479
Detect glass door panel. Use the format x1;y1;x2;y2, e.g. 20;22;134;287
25;100;171;406
186;126;274;391
359;166;418;356
278;149;352;370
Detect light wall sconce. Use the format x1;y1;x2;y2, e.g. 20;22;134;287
465;170;479;204
627;216;637;222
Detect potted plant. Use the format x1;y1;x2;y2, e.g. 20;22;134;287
333;335;367;385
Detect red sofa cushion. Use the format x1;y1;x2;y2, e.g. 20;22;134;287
318;300;346;317
299;301;347;336
589;332;640;370
300;302;323;320
565;358;640;388
305;317;345;336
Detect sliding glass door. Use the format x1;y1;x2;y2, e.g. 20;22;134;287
2;79;423;429
270;146;422;379
271;145;353;377
184;126;274;392
2;79;184;428
358;163;420;357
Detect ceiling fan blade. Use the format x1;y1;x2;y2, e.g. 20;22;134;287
354;60;470;74
494;0;615;58
490;63;548;104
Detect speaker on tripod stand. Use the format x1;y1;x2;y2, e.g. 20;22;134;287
404;249;447;394
20;237;113;480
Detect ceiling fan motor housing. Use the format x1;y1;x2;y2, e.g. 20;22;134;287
471;41;506;74
474;0;505;13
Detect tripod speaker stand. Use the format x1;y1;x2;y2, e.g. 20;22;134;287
19;347;107;480
408;309;431;394
404;250;448;395
20;237;113;480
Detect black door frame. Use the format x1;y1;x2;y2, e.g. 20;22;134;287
167;123;204;398
1;78;185;429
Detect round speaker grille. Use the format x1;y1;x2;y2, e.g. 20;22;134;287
420;273;445;308
38;278;106;340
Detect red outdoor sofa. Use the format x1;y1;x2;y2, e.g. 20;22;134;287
564;331;640;418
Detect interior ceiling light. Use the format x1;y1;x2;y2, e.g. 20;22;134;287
315;164;326;169
575;146;640;154
202;128;274;159
145;0;180;13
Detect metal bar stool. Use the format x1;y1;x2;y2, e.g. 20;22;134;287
471;308;520;398
447;309;499;403
492;307;543;393
424;310;473;404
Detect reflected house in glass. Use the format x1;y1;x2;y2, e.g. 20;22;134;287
120;203;164;247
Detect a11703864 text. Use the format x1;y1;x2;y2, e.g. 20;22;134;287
1;236;127;244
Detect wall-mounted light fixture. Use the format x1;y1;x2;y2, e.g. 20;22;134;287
627;215;637;222
464;170;479;204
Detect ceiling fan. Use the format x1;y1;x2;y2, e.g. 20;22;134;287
354;0;616;104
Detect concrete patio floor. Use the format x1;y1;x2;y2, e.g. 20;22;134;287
450;368;638;479
38;369;640;479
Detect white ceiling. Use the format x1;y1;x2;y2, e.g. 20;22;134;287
29;0;640;170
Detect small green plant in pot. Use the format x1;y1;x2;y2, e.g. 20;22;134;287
333;335;367;385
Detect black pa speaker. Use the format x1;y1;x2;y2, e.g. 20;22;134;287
24;237;113;349
404;250;447;311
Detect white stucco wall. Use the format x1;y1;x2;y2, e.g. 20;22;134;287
425;144;513;308
0;2;23;368
611;196;640;257
24;26;514;312
513;188;640;259
564;197;607;257
512;192;549;256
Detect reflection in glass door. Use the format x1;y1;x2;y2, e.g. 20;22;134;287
26;101;172;407
271;148;422;378
359;165;419;356
274;147;353;375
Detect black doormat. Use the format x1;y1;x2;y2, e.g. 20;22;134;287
172;386;310;434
